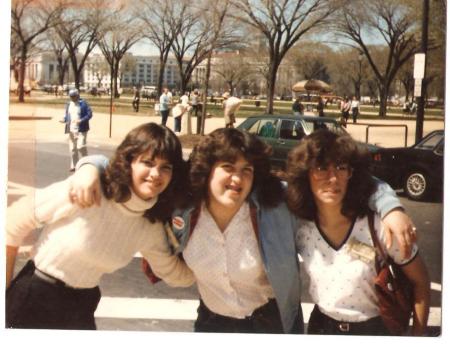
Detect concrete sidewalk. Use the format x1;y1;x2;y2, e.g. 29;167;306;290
8;103;445;148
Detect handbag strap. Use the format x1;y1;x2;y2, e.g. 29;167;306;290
367;211;390;271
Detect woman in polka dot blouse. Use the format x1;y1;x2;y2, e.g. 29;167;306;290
286;129;430;336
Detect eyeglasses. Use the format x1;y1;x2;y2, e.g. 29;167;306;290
310;164;353;180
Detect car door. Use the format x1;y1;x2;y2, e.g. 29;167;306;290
271;119;304;167
240;117;282;165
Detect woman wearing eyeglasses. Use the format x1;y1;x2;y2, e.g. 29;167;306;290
286;129;430;336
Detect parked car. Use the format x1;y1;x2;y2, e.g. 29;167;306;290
237;114;348;169
88;87;106;96
141;86;157;99
370;130;444;201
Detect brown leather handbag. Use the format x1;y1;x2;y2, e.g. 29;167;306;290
367;212;414;335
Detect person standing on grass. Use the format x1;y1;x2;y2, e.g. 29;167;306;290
292;97;304;116
60;88;92;172
132;86;140;112
159;88;171;126
222;92;242;128
317;97;325;117
351;96;360;123
190;90;201;134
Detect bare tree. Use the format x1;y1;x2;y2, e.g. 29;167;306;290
334;0;421;117
56;0;108;90
213;52;255;95
136;0;179;95
398;59;414;103
288;42;332;81
231;0;341;113
45;30;70;86
170;1;240;94
197;0;238;134
118;53;137;86
170;2;209;93
87;54;110;88
11;0;62;101
97;2;142;98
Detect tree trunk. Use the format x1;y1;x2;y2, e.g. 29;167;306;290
114;59;120;98
157;57;165;95
378;86;388;118
180;74;189;94
18;47;27;102
227;82;234;95
200;52;213;135
265;66;277;114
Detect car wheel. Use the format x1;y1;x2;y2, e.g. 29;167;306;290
403;170;429;200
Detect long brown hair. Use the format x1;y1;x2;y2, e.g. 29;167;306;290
101;123;187;223
286;129;376;220
188;128;284;208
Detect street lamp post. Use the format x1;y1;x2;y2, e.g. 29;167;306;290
415;0;429;143
109;55;114;138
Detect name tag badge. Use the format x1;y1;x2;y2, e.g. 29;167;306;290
346;237;376;264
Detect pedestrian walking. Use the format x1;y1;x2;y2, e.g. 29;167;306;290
340;97;351;127
351;96;360;123
317;97;325;117
5;123;195;330
60;89;92;172
222;92;242;128
190;90;201;134
172;93;189;134
292;97;304;116
159;87;171;126
132;86;140;112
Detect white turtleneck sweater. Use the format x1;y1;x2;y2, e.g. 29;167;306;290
6;177;195;289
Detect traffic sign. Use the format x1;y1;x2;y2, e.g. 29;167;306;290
414;53;426;79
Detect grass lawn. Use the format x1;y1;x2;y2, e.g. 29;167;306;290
10;92;444;121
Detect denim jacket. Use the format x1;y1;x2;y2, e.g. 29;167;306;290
64;99;92;134
76;154;403;333
170;194;303;333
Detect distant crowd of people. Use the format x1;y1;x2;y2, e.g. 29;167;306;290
291;95;360;127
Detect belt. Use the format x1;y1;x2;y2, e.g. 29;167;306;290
317;308;383;333
34;268;69;287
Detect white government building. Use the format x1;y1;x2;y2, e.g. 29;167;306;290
20;52;181;90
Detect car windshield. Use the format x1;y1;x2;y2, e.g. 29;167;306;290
415;132;443;150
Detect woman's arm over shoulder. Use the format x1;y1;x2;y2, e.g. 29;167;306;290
70;155;109;207
75;154;109;172
368;177;403;218
141;222;195;287
369;177;417;259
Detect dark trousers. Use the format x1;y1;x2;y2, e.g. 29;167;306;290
194;299;303;334
160;109;170;126
6;261;101;330
307;305;390;336
132;98;140;112
174;116;182;132
352;107;358;123
192;104;201;134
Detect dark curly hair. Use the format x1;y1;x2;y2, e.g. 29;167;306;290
101;123;187;223
286;129;376;220
187;128;284;208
